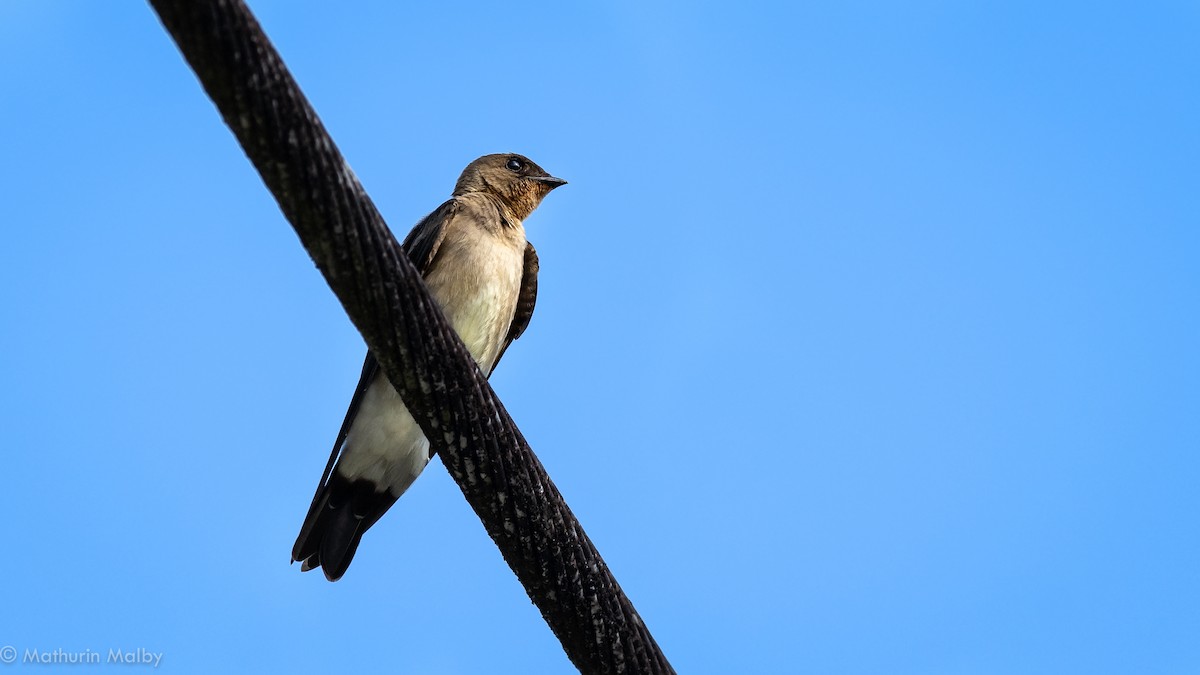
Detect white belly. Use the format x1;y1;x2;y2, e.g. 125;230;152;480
337;377;430;496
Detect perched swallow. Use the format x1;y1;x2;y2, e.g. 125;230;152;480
292;153;566;581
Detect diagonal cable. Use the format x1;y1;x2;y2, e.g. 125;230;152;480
146;1;675;673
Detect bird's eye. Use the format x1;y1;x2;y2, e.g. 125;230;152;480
506;158;524;172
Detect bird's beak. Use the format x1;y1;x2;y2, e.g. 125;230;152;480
534;175;568;189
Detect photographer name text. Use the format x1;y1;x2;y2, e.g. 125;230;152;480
1;647;162;668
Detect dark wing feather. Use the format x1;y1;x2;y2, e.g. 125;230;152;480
292;199;457;568
492;241;539;369
401;198;457;274
291;352;378;563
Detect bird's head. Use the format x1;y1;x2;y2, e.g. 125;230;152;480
453;153;567;220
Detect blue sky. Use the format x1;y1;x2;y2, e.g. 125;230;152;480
1;1;1197;673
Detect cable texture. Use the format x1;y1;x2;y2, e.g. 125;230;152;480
147;1;674;673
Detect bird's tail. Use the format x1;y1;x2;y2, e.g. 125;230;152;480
291;474;396;582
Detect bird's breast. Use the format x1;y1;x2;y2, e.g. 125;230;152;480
423;229;525;374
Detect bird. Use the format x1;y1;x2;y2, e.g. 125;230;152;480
292;153;566;581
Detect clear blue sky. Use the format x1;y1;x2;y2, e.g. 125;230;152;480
1;2;1197;673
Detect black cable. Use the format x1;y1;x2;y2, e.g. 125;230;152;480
147;1;675;672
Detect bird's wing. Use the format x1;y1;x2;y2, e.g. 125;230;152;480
401;198;457;274
296;199;457;526
492;240;539;369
